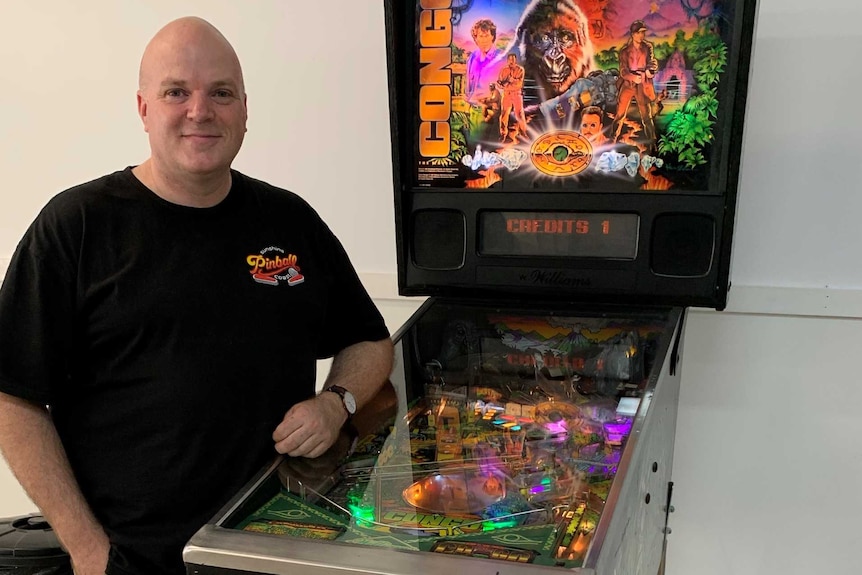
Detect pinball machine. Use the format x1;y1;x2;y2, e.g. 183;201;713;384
184;1;758;573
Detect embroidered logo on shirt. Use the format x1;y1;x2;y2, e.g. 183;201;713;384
246;246;305;286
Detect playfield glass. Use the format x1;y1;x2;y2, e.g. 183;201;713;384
221;302;676;570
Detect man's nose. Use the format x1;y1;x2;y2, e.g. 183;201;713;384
186;92;214;122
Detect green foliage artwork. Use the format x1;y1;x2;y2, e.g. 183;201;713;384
658;25;728;168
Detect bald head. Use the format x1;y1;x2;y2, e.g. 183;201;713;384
134;16;248;202
139;17;245;96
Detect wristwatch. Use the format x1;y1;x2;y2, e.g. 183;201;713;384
324;385;357;418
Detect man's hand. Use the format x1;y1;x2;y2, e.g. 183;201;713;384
277;430;355;487
272;393;347;458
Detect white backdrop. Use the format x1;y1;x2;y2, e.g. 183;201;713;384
2;1;862;574
0;0;396;273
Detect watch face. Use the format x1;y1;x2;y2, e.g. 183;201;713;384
343;391;357;415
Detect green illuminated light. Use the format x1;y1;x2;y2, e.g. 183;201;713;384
348;504;375;525
482;519;519;531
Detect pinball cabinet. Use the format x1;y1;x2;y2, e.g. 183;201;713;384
184;1;757;573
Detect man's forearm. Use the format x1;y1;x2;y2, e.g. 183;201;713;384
272;338;394;458
0;392;109;572
322;337;394;411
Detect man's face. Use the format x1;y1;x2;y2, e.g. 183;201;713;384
137;33;247;178
580;113;602;141
473;28;494;53
632;29;646;43
508;54;517;67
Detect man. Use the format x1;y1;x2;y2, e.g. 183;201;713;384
465;19;499;105
497;53;529;143
0;17;392;575
612;20;659;146
480;82;501;124
579;105;608;147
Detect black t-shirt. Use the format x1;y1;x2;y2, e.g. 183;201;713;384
0;168;390;575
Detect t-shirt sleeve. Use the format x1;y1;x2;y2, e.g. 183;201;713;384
311;219;390;359
0;204;79;405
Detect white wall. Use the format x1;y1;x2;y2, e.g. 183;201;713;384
730;0;862;289
671;309;862;575
0;0;396;274
2;1;862;574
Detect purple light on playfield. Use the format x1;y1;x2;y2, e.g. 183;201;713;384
544;420;567;435
604;419;631;435
604;419;633;444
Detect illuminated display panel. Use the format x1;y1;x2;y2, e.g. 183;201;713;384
480;211;639;259
411;0;745;194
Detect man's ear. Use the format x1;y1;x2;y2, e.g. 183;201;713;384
137;91;149;133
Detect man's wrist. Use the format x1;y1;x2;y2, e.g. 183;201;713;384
322;385;357;419
318;389;349;424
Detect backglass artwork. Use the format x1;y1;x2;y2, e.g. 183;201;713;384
413;0;746;192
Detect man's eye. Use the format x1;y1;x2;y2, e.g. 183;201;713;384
165;89;185;98
214;90;232;98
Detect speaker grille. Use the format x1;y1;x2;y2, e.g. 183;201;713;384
651;213;715;277
412;210;466;270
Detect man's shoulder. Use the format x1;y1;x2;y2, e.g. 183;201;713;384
14;169;138;254
233;171;319;214
60;168;131;192
43;168;138;214
234;171;302;199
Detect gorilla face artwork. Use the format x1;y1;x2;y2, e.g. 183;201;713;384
516;0;595;99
